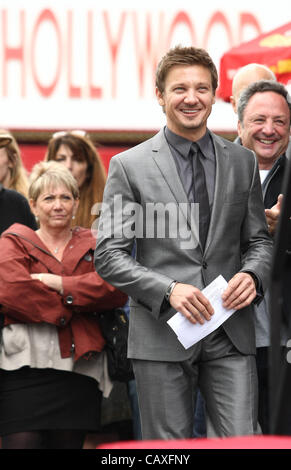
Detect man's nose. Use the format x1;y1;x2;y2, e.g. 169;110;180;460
262;119;276;135
184;90;199;104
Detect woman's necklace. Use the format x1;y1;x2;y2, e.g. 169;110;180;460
37;230;72;255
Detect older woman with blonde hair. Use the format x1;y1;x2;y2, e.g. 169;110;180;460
0;161;127;449
45;131;106;229
0;129;29;197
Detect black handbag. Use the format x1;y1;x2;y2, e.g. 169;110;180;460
99;307;134;382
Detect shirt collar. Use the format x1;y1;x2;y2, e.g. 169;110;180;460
164;127;192;159
164;126;213;159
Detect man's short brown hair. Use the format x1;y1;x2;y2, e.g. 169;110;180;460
155;45;218;94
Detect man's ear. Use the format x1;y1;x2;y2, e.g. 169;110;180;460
237;120;242;138
155;87;165;107
230;96;237;113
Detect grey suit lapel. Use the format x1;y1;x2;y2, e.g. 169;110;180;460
204;133;229;253
151;130;189;205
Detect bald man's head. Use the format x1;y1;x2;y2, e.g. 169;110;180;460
231;64;276;112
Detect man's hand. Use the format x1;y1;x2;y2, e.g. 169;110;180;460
222;272;256;310
265;194;283;235
169;282;214;324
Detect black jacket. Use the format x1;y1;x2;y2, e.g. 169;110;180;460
0;185;37;235
262;154;287;209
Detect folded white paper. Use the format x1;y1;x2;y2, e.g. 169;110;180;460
167;275;235;349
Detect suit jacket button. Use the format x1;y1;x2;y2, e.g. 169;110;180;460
60;317;66;326
202;261;208;269
66;295;74;305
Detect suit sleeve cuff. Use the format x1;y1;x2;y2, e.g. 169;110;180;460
242;271;263;305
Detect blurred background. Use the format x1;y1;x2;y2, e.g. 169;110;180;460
0;0;290;172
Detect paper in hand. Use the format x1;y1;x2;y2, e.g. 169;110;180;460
167;275;235;349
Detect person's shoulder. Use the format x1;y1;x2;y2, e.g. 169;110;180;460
1;223;34;239
1;187;35;215
0;187;28;203
73;226;91;237
110;130;163;164
212;132;255;160
72;226;96;249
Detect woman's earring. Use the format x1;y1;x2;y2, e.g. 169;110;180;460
72;215;75;220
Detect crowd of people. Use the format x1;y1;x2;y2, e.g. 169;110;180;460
0;131;133;449
0;44;290;448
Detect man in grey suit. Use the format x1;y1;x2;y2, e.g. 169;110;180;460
94;46;273;439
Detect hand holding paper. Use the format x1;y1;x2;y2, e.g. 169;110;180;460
222;271;257;310
169;281;214;325
167;275;236;349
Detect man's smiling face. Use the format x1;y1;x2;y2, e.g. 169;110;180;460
238;91;291;170
156;64;215;141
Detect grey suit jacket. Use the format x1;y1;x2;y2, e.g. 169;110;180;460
286;139;291;160
94;129;273;361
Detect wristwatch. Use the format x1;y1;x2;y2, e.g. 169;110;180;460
164;280;178;303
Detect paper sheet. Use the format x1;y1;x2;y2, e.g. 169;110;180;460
167;275;235;349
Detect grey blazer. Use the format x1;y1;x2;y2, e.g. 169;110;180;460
94;129;273;361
